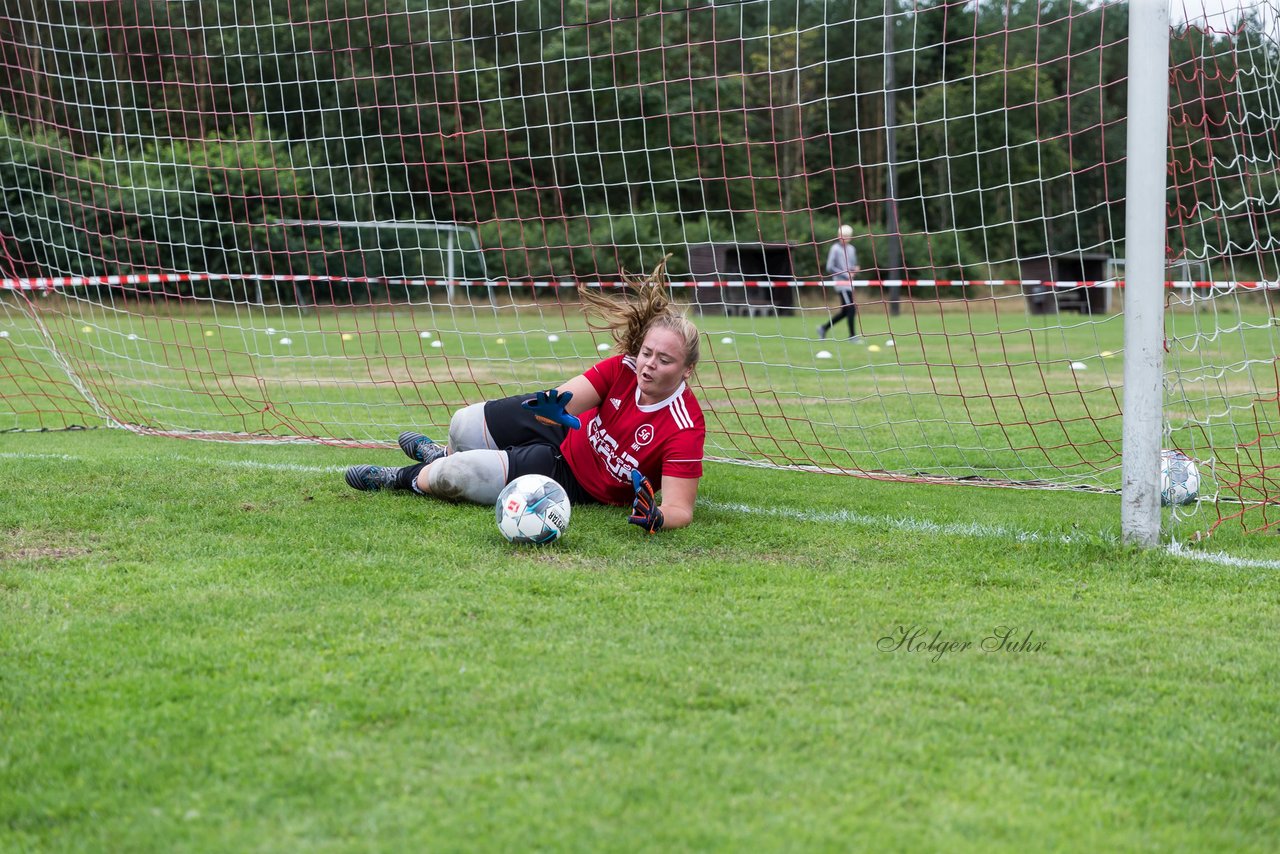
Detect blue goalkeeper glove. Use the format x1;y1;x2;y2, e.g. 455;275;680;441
522;389;581;430
628;469;664;534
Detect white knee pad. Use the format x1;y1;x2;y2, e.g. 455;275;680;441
449;402;495;452
426;449;509;504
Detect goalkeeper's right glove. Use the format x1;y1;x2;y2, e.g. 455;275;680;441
521;389;581;430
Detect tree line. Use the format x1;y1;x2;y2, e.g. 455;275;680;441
0;0;1275;301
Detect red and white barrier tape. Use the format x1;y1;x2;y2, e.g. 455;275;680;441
2;273;1275;291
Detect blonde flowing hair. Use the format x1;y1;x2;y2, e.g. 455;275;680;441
578;256;701;368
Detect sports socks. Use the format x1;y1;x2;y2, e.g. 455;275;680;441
395;463;426;492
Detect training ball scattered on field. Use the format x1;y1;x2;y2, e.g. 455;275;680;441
1070;361;1087;370
267;327;277;335
868;344;881;353
547;334;560;342
419;331;433;339
885;339;894;347
1161;450;1200;506
597;342;611;351
721;336;734;344
278;337;292;345
816;350;833;360
81;326;92;333
431;340;443;348
496;474;572;544
341;333;353;341
495;337;506;345
0;331;9;338
126;333;138;341
205;330;215;337
1101;350;1114;358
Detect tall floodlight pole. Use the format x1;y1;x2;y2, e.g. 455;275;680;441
1121;1;1171;546
884;0;902;314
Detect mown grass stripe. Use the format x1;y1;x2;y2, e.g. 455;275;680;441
6;448;1273;569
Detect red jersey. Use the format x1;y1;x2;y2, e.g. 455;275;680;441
560;354;706;505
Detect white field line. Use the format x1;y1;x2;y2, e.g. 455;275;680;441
198;458;348;475
0;451;346;475
700;500;1087;545
1166;540;1280;570
0;452;79;462
4;450;1277;569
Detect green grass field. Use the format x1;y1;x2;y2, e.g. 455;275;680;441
3;292;1280;849
3;428;1280;851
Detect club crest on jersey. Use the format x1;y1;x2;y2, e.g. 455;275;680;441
633;423;655;449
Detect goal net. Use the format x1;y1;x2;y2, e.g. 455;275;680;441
1;0;1278;534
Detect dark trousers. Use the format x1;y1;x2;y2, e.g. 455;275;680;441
482;394;601;505
823;291;858;337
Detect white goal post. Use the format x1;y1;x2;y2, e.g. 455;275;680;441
1122;0;1172;547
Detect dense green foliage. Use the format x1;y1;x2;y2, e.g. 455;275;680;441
1;0;1276;296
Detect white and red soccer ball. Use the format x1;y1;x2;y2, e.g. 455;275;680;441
496;474;572;544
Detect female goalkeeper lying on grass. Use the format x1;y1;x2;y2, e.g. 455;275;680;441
344;262;705;532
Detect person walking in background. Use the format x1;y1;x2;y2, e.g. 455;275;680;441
818;224;861;341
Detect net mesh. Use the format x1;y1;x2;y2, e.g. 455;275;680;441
2;0;1279;533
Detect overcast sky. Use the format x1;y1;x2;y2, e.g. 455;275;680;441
1171;0;1277;30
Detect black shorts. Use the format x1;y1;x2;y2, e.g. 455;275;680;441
483;394;602;506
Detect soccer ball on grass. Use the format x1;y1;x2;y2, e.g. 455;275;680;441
1160;450;1200;506
496;474;572;544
